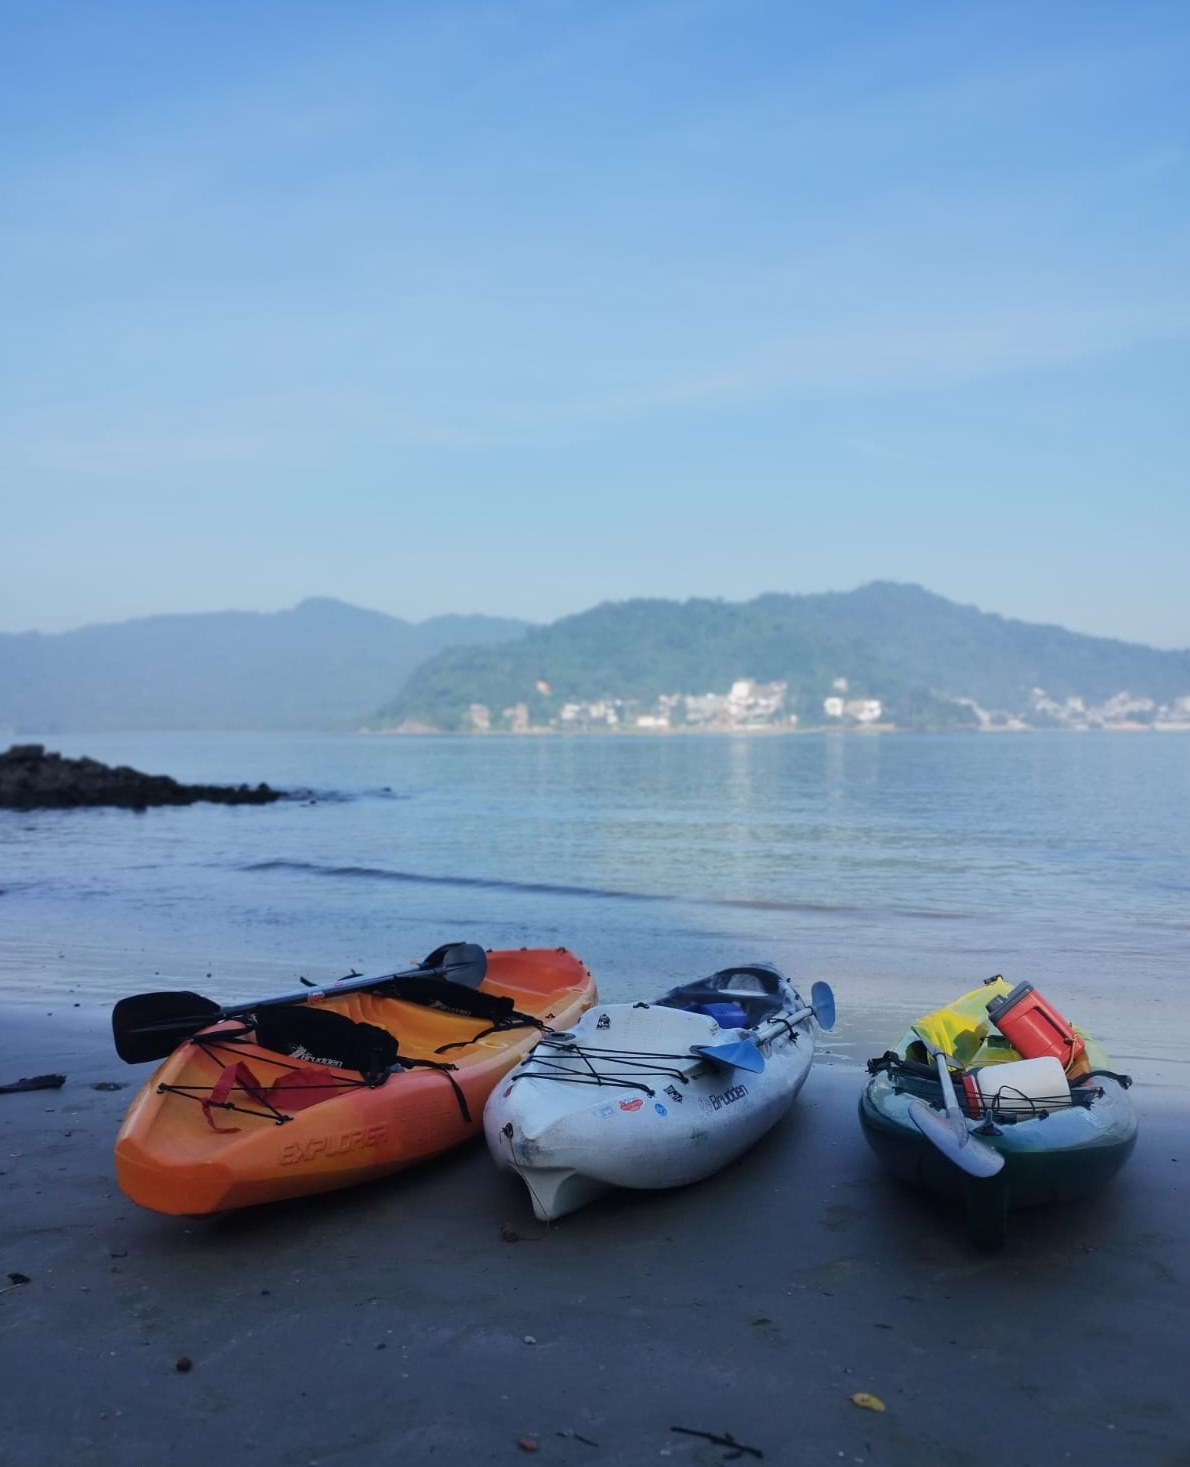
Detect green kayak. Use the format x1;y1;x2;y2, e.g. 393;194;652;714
858;976;1138;1249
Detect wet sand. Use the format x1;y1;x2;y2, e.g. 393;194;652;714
1;1001;1187;1467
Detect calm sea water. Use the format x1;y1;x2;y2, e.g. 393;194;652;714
2;731;1187;1092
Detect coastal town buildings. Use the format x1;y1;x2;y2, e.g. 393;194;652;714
459;679;1190;735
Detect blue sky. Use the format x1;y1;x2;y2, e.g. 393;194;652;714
2;1;1188;647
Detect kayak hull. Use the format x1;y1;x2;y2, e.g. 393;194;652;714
114;947;596;1215
858;1075;1137;1197
859;980;1138;1247
485;964;829;1222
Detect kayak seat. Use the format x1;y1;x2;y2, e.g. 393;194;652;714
684;1000;750;1029
657;964;788;1028
253;1005;399;1081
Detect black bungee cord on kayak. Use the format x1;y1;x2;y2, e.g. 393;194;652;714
156;1032;382;1132
151;973;559;1128
374;972;547;1055
501;1035;699;1097
432;1009;545;1054
1073;1068;1133;1088
156;1022;474;1130
865;1050;1107;1120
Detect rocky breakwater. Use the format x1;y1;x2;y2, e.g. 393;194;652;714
0;744;285;810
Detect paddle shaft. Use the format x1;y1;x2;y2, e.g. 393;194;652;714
219;965;455;1018
784;1000;823;1028
703;980;835;1035
696;992;833;1071
112;942;487;1063
914;1029;970;1138
759;985;836;1038
246;941;488;1014
934;1051;968;1131
908;1027;1006;1178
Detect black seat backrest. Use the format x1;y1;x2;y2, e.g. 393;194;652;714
656;964;787;1026
376;975;518;1022
253;1005;398;1078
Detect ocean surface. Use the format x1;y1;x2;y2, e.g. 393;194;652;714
2;731;1187;1095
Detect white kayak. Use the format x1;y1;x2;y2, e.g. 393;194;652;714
483;963;835;1221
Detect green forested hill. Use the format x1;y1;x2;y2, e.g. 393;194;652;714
376;583;1190;732
780;583;1190;708
7;585;1187;735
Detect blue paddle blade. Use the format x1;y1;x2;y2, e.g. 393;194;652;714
693;1040;766;1073
810;981;836;1031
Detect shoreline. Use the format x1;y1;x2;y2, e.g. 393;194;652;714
4;950;1185;1106
2;1003;1187;1467
360;722;1190;736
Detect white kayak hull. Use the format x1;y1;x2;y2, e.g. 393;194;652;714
483;964;832;1221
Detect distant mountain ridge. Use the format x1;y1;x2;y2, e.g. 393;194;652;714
379;583;1190;733
0;598;531;733
4;585;1188;735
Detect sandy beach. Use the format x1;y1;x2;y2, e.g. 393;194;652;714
2;999;1187;1467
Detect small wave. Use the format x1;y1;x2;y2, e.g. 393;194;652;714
239;857;972;922
240;857;666;904
720;895;870;916
897;906;973;921
279;786;413;805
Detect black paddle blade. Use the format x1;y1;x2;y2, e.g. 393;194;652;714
421;942;487;989
112;990;223;1064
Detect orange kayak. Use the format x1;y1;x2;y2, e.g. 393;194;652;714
114;946;596;1215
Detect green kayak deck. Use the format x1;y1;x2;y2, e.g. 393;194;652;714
859;979;1138;1249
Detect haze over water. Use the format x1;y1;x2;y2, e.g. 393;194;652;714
2;731;1186;1098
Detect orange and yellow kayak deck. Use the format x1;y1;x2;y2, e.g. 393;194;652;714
114;947;596;1215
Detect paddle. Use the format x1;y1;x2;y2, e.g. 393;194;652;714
908;1027;1004;1179
112;941;488;1064
806;980;836;1031
692;979;837;1073
694;1039;766;1073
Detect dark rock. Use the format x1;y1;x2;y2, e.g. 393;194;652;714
0;744;285;810
0;1074;66;1094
